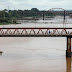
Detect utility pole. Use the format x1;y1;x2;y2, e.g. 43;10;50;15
43;11;45;20
64;10;65;20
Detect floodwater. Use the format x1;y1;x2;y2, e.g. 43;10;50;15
0;18;72;72
0;16;72;28
0;37;72;72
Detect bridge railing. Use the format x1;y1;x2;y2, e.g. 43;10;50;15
0;28;72;36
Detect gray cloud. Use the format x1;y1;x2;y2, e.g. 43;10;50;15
0;0;72;10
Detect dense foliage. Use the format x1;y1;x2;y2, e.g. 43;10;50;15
0;8;56;20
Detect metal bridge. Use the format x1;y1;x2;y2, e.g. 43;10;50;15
0;28;72;37
0;27;71;57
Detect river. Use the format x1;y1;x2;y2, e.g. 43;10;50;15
0;19;72;72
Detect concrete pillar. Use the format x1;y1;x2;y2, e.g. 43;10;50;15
66;37;71;57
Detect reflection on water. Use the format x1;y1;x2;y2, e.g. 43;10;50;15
0;37;72;72
66;58;71;72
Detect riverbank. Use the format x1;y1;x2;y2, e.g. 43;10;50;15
0;19;21;25
0;22;21;25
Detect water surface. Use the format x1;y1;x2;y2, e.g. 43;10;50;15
0;18;72;72
0;37;72;72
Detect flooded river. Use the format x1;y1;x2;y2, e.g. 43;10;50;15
0;37;72;72
0;19;72;72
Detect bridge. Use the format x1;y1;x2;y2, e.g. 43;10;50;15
0;8;72;57
0;28;72;37
0;27;72;57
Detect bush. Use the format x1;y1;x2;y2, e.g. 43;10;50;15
12;20;16;23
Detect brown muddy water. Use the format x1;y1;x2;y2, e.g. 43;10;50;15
0;37;72;72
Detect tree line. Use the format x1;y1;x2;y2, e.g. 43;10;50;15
0;8;56;20
0;8;70;24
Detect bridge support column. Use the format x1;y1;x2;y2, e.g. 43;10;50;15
66;37;71;57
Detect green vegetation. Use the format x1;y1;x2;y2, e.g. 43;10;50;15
0;8;54;20
0;18;19;25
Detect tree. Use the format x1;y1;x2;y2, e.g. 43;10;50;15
31;8;39;12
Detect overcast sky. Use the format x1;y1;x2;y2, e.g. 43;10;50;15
0;0;72;10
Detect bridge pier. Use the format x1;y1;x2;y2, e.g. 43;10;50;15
66;37;71;57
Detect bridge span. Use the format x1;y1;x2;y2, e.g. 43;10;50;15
0;28;72;37
0;27;72;57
